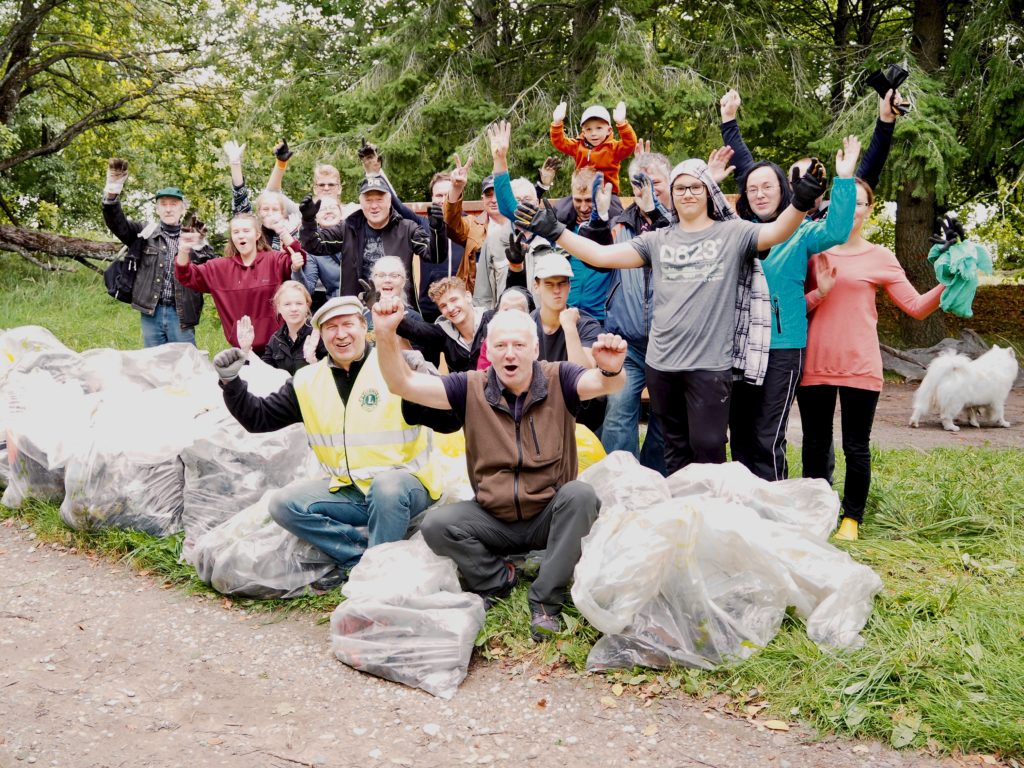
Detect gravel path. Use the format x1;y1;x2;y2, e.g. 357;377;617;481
0;522;959;768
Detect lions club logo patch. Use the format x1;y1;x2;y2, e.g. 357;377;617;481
360;388;380;411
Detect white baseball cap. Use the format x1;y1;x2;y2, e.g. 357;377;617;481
533;252;574;279
580;105;612;129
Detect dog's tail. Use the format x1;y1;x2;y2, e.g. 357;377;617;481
914;351;970;416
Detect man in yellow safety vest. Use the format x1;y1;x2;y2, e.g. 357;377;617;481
212;295;442;582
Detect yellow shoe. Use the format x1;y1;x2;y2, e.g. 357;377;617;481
834;517;859;541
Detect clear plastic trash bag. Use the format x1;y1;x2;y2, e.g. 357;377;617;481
188;490;335;599
331;536;485;699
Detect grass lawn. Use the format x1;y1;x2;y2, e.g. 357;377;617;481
2;253;1023;759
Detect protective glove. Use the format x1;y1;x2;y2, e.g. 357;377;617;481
299;194;321;222
105;158;129;196
631;172;656;213
930;214;966;253
213;348;247;382
552;101;567;124
790;158;827;212
222;141;245;164
358;137;383;171
409;226;429;258
515;199;566;242
591;172;611;222
428;203;445;232
539;155;563;188
505;232;526;266
274;139;293;162
182;212;207;238
612;101;626;124
358;278;379;310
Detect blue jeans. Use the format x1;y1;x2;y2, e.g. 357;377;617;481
268;470;433;568
599;345;666;475
140;304;196;347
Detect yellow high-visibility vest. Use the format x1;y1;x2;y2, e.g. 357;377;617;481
292;350;441;498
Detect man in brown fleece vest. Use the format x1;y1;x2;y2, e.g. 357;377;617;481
373;296;627;641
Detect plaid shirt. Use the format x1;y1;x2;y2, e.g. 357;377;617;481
732;257;771;385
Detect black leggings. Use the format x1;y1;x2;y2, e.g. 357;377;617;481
796;384;880;523
645;366;732;475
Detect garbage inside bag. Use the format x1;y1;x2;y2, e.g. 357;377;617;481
61;455;185;537
574;454;883;671
331;536;485;698
188;490;335;599
0;326;72;381
3;431;65;507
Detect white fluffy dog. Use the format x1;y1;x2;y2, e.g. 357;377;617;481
910;345;1018;432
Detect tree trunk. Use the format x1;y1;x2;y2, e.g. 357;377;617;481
0;224;119;260
894;186;945;345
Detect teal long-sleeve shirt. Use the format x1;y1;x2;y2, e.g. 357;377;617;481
764;176;856;349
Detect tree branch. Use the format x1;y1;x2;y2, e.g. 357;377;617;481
0;224;120;261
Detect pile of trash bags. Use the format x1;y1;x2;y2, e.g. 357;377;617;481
330;535;486;699
573;453;884;670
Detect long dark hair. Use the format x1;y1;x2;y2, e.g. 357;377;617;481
736;161;792;222
224;213;271;258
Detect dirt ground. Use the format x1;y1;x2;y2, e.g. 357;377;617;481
1;384;1018;768
787;382;1024;451
0;523;967;768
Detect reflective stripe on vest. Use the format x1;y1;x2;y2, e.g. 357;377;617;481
292;350;442;498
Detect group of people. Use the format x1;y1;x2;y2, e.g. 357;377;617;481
101;85;947;637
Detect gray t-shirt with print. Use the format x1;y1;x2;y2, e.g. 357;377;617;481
630;218;760;372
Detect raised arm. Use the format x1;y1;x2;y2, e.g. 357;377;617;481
857;90;902;190
298;195;346;255
719;89;755;181
373;297;454;409
516;200;643;268
101;158;145;245
575;334;628;400
265;139;291;195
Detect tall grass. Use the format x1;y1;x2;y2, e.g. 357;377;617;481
2;253;1023;757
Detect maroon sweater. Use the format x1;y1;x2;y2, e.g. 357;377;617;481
175;248;305;354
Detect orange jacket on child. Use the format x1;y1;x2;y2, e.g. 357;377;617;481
550;120;638;194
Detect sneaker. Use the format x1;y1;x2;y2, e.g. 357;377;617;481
529;606;562;642
310;566;349;593
482;561;518;609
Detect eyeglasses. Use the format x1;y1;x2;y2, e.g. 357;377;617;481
373;272;404;281
672;184;706;197
315;182;340;190
745;184;780;197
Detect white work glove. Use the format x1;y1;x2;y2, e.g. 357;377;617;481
222;140;246;165
552;101;567;124
213;348;247;382
105;158;129;196
612;101;626;124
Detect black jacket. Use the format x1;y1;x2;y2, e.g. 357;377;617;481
300;208;427;308
260;321;326;376
102;198;214;328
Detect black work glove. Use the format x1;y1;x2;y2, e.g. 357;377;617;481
299;194;321;222
790;158;827;213
428;203;445;232
213;348;247;382
357;137;383;166
182;212;207;238
358;278;379;311
274;139;293;161
515;199;566;242
930;214;966;252
505;232;526;265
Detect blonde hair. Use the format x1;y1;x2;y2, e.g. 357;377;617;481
314;164;341;182
254;190;287;215
224;214;270;259
571;168;597;193
272;280;312;311
427;275;468;304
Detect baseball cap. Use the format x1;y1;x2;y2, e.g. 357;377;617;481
358;176;389;195
533;251;574;279
580;105;611;129
312;296;365;330
481;174;496;194
154;187;185;201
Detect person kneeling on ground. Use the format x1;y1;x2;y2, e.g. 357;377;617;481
374;297;627;641
212;295;443;585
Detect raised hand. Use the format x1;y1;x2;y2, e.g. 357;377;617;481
212;347;247;382
358;138;382;174
814;253;838;299
591;333;627;374
371;294;405;333
552;101;567;124
539;155;562;187
930;214;966;252
515;199;566;241
720;89;741;122
179;230;201;252
558;306;580;331
591;172;612;221
612;101;626;124
289;249;304;272
236;315;255;353
633;139;652;158
791;158;827;212
105;157;129;195
880;88;905;123
631;172;655;213
274;139;292;162
487;121;511;165
428;203;445;232
299;194;321;221
450;153;473;196
505;232;526;265
358;278;379;311
222;140;246;165
706;146;736;184
303;327;320;364
834;135;862;178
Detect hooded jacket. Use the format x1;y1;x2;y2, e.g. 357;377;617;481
549;120;638;193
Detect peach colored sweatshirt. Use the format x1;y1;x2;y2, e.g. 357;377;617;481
802;243;944;391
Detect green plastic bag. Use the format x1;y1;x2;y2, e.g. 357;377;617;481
927;240;993;318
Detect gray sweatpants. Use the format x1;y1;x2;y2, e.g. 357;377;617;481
419;481;600;613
